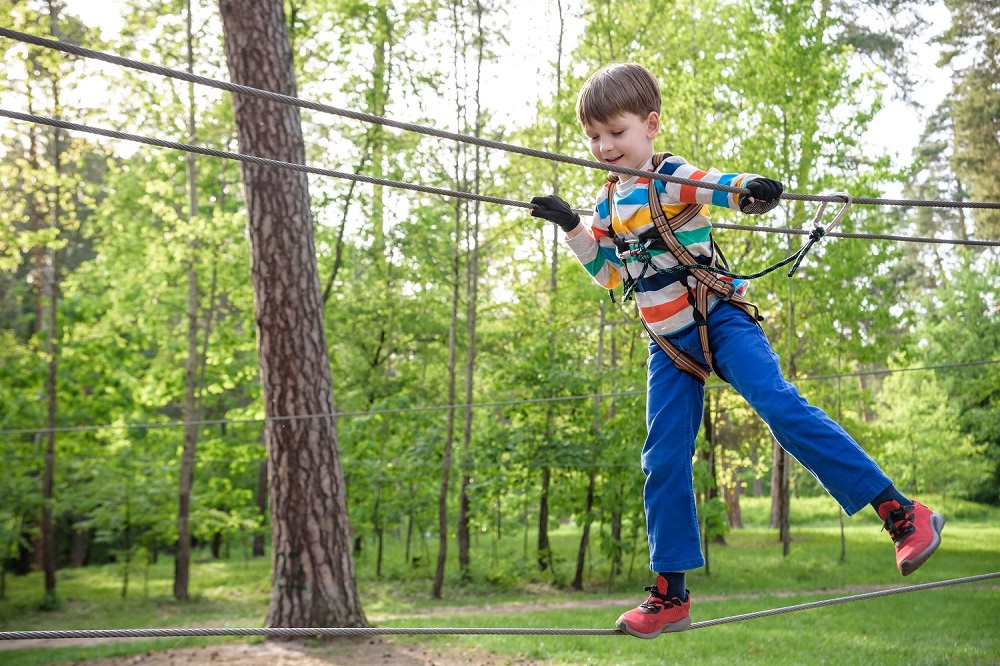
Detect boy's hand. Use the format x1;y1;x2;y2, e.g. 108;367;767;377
530;195;581;233
739;178;783;214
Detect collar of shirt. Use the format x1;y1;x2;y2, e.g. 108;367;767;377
615;155;656;196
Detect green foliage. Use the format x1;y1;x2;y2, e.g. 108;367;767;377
940;0;1000;237
0;0;995;615
878;370;989;494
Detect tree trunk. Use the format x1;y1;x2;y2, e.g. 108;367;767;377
610;506;623;576
571;470;596;591
752;447;762;497
537;0;568;579
537;466;551;571
771;438;791;553
219;0;365;629
253;458;267;558
431;164;462;600
69;525;87;567
373;420;386;580
456;0;485;581
175;0;200;601
40;1;64;602
701;394;725;546
573;301;606;590
726;477;744;529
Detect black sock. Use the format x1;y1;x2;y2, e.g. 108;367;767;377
657;571;686;600
870;484;911;514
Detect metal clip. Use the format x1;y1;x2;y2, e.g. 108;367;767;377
811;192;852;235
617;239;653;261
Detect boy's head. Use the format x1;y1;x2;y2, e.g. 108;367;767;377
576;62;661;127
577;63;662;173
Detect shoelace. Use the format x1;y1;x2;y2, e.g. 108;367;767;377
639;586;678;611
882;505;916;544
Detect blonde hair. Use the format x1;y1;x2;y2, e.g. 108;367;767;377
576;62;661;126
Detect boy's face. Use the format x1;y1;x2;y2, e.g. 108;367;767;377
582;111;660;175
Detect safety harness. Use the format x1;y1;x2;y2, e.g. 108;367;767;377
605;153;764;384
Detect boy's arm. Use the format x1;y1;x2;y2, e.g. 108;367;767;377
656;155;782;214
529;193;622;290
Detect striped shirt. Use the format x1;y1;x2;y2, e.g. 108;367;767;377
565;154;760;337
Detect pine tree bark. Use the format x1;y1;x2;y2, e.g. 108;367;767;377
253;457;267;558
219;0;365;628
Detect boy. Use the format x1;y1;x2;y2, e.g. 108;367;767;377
529;62;945;640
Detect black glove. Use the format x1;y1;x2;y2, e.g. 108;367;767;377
530;194;581;233
739;177;783;214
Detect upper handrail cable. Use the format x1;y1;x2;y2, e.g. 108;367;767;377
3;27;1000;213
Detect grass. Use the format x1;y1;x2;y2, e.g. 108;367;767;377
1;495;998;665
383;589;1000;666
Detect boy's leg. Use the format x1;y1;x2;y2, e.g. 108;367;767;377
642;337;707;572
708;303;943;572
708;302;890;513
616;337;703;639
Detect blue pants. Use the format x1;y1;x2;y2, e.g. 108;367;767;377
644;302;891;572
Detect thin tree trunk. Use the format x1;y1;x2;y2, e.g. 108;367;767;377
538;0;568;576
432;148;462;601
537;467;551;571
610;505;623;576
404;500;414;566
776;438;790;555
175;0;200;600
704;395;725;546
571;471;596;590
40;0;64;602
373;419;387;579
121;492;131;599
457;0;486;579
752;447;762;497
69;526;87;567
778;291;797;555
219;0;365;628
769;440;783;528
572;302;606;590
726;473;744;529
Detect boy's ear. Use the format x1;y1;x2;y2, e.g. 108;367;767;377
645;111;661;139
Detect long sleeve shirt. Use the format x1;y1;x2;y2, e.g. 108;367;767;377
565;154;760;337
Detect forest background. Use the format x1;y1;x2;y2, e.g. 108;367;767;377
0;0;997;625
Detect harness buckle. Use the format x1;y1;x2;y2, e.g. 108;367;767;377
616;238;654;261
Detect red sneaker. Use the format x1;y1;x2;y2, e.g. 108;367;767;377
877;500;945;576
616;576;691;639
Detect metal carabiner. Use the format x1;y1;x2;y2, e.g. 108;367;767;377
616;238;654;261
811;191;852;235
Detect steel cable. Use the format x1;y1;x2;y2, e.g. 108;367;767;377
3;27;1000;213
1;572;997;640
2;109;999;249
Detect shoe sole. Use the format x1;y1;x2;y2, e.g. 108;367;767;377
616;615;692;639
900;512;945;576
